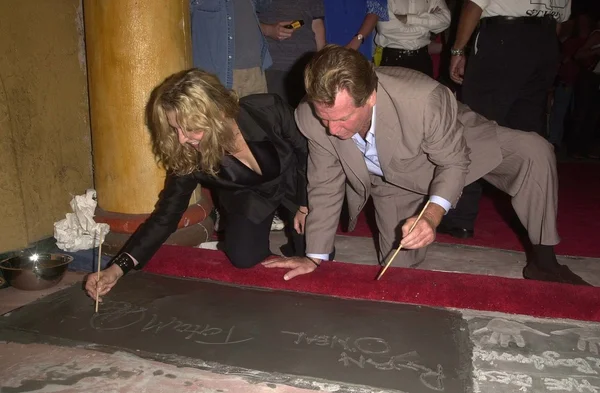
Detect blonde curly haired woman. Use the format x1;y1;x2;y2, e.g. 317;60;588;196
86;68;309;301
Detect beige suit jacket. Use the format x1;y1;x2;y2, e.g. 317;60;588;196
295;67;504;255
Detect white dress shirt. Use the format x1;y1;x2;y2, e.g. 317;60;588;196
307;105;452;261
375;0;451;50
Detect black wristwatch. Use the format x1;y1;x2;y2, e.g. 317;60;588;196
109;253;136;275
354;33;365;45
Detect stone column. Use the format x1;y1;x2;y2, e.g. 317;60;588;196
84;0;213;253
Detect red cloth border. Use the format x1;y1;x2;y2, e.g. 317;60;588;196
145;245;600;323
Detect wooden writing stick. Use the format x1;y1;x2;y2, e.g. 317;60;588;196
376;200;431;280
95;233;103;313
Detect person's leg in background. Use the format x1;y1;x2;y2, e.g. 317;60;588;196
437;181;482;238
570;71;600;158
442;23;544;238
232;67;268;97
548;83;574;149
579;83;600;158
461;25;531;126
223;211;275;268
502;24;559;134
442;25;521;238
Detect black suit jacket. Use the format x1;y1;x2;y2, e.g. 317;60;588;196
122;94;308;268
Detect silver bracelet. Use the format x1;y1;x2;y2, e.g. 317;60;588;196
450;47;465;56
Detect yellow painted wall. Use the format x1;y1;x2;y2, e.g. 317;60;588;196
0;0;93;252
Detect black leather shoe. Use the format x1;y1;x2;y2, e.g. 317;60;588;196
523;263;592;286
436;223;474;239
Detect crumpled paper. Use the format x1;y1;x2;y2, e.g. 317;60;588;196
54;189;110;252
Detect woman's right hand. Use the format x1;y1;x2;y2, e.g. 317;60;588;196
85;264;124;303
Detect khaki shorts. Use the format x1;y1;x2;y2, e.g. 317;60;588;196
232;67;267;97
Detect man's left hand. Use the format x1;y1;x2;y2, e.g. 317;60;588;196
262;257;319;280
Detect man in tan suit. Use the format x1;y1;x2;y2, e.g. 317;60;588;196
263;45;589;286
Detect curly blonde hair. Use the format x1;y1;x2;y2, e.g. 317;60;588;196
146;68;239;177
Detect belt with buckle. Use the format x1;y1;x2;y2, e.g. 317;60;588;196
480;15;556;27
382;46;428;58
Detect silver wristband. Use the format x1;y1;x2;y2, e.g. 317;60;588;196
450;47;465;56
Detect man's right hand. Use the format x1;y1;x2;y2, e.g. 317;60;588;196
85;264;124;303
262;21;295;41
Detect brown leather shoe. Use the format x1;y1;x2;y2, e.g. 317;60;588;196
523;263;592;286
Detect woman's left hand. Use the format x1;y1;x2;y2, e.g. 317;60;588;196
294;206;308;234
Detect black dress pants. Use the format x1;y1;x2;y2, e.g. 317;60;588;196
443;19;559;230
223;207;305;269
380;46;433;78
462;21;559;132
569;70;600;156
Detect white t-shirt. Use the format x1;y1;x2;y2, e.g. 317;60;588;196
375;0;451;50
470;0;571;23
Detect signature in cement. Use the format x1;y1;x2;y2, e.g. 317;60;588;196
281;331;444;391
551;328;600;355
141;314;253;345
473;318;549;348
339;351;445;391
89;300;254;345
281;331;391;354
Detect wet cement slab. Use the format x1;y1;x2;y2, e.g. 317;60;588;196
0;272;473;392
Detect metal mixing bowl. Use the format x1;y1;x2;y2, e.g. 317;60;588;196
0;253;73;291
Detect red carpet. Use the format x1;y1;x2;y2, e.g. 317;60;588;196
145;245;600;323
340;162;600;257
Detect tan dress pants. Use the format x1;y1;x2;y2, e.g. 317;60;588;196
372;128;559;268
